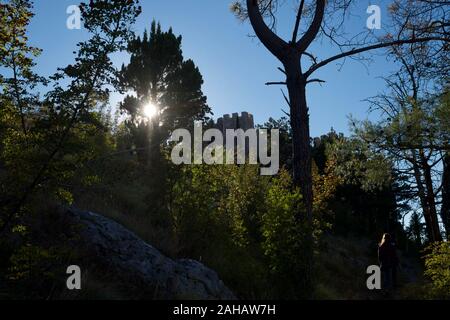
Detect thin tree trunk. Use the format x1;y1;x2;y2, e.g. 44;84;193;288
411;150;442;242
411;154;434;242
441;153;450;239
422;161;443;242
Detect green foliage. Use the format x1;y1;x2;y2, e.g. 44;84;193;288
168;163;264;255
261;170;311;297
258;117;292;170
8;244;57;281
353;82;449;242
0;0;45;210
326;134;392;192
118;21;213;230
0;0;141;232
119;21;211;155
407;212;425;247
163;163;314;298
0;0;143;298
312;132;409;245
424;242;450;298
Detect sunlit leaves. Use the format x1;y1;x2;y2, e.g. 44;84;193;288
424;242;450;298
326;134;393;192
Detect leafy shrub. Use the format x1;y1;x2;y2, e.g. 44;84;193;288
424;242;450;299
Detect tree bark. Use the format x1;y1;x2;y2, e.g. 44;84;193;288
411;150;443;243
440;153;450;239
422;160;443;242
284;53;313;294
284;56;313;222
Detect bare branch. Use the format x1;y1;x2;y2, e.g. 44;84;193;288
291;0;306;44
277;66;286;75
305;36;449;77
265;81;286;86
296;0;326;53
246;0;288;61
306;78;326;85
302;51;317;64
280;88;290;108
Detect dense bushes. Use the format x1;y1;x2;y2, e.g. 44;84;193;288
161;163;312;299
424;242;450;299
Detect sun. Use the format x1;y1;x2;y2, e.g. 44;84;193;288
142;102;158;119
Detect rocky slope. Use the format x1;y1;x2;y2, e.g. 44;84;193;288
67;208;236;300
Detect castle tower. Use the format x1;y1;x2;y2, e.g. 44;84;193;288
215;111;254;134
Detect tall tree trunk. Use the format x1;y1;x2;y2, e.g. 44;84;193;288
421;153;443;242
284;54;313;294
440;153;450;239
284;56;313;222
411;150;442;242
411;154;435;242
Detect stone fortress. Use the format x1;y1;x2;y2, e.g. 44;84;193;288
206;112;278;174
213;112;256;155
215;111;255;133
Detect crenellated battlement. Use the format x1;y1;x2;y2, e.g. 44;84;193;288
215;111;254;133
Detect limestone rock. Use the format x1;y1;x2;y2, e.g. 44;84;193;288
67;208;236;300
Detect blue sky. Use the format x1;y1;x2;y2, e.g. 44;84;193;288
29;0;397;137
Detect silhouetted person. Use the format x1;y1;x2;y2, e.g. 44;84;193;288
378;233;399;291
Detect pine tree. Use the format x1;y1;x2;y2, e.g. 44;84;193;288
119;21;211;164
